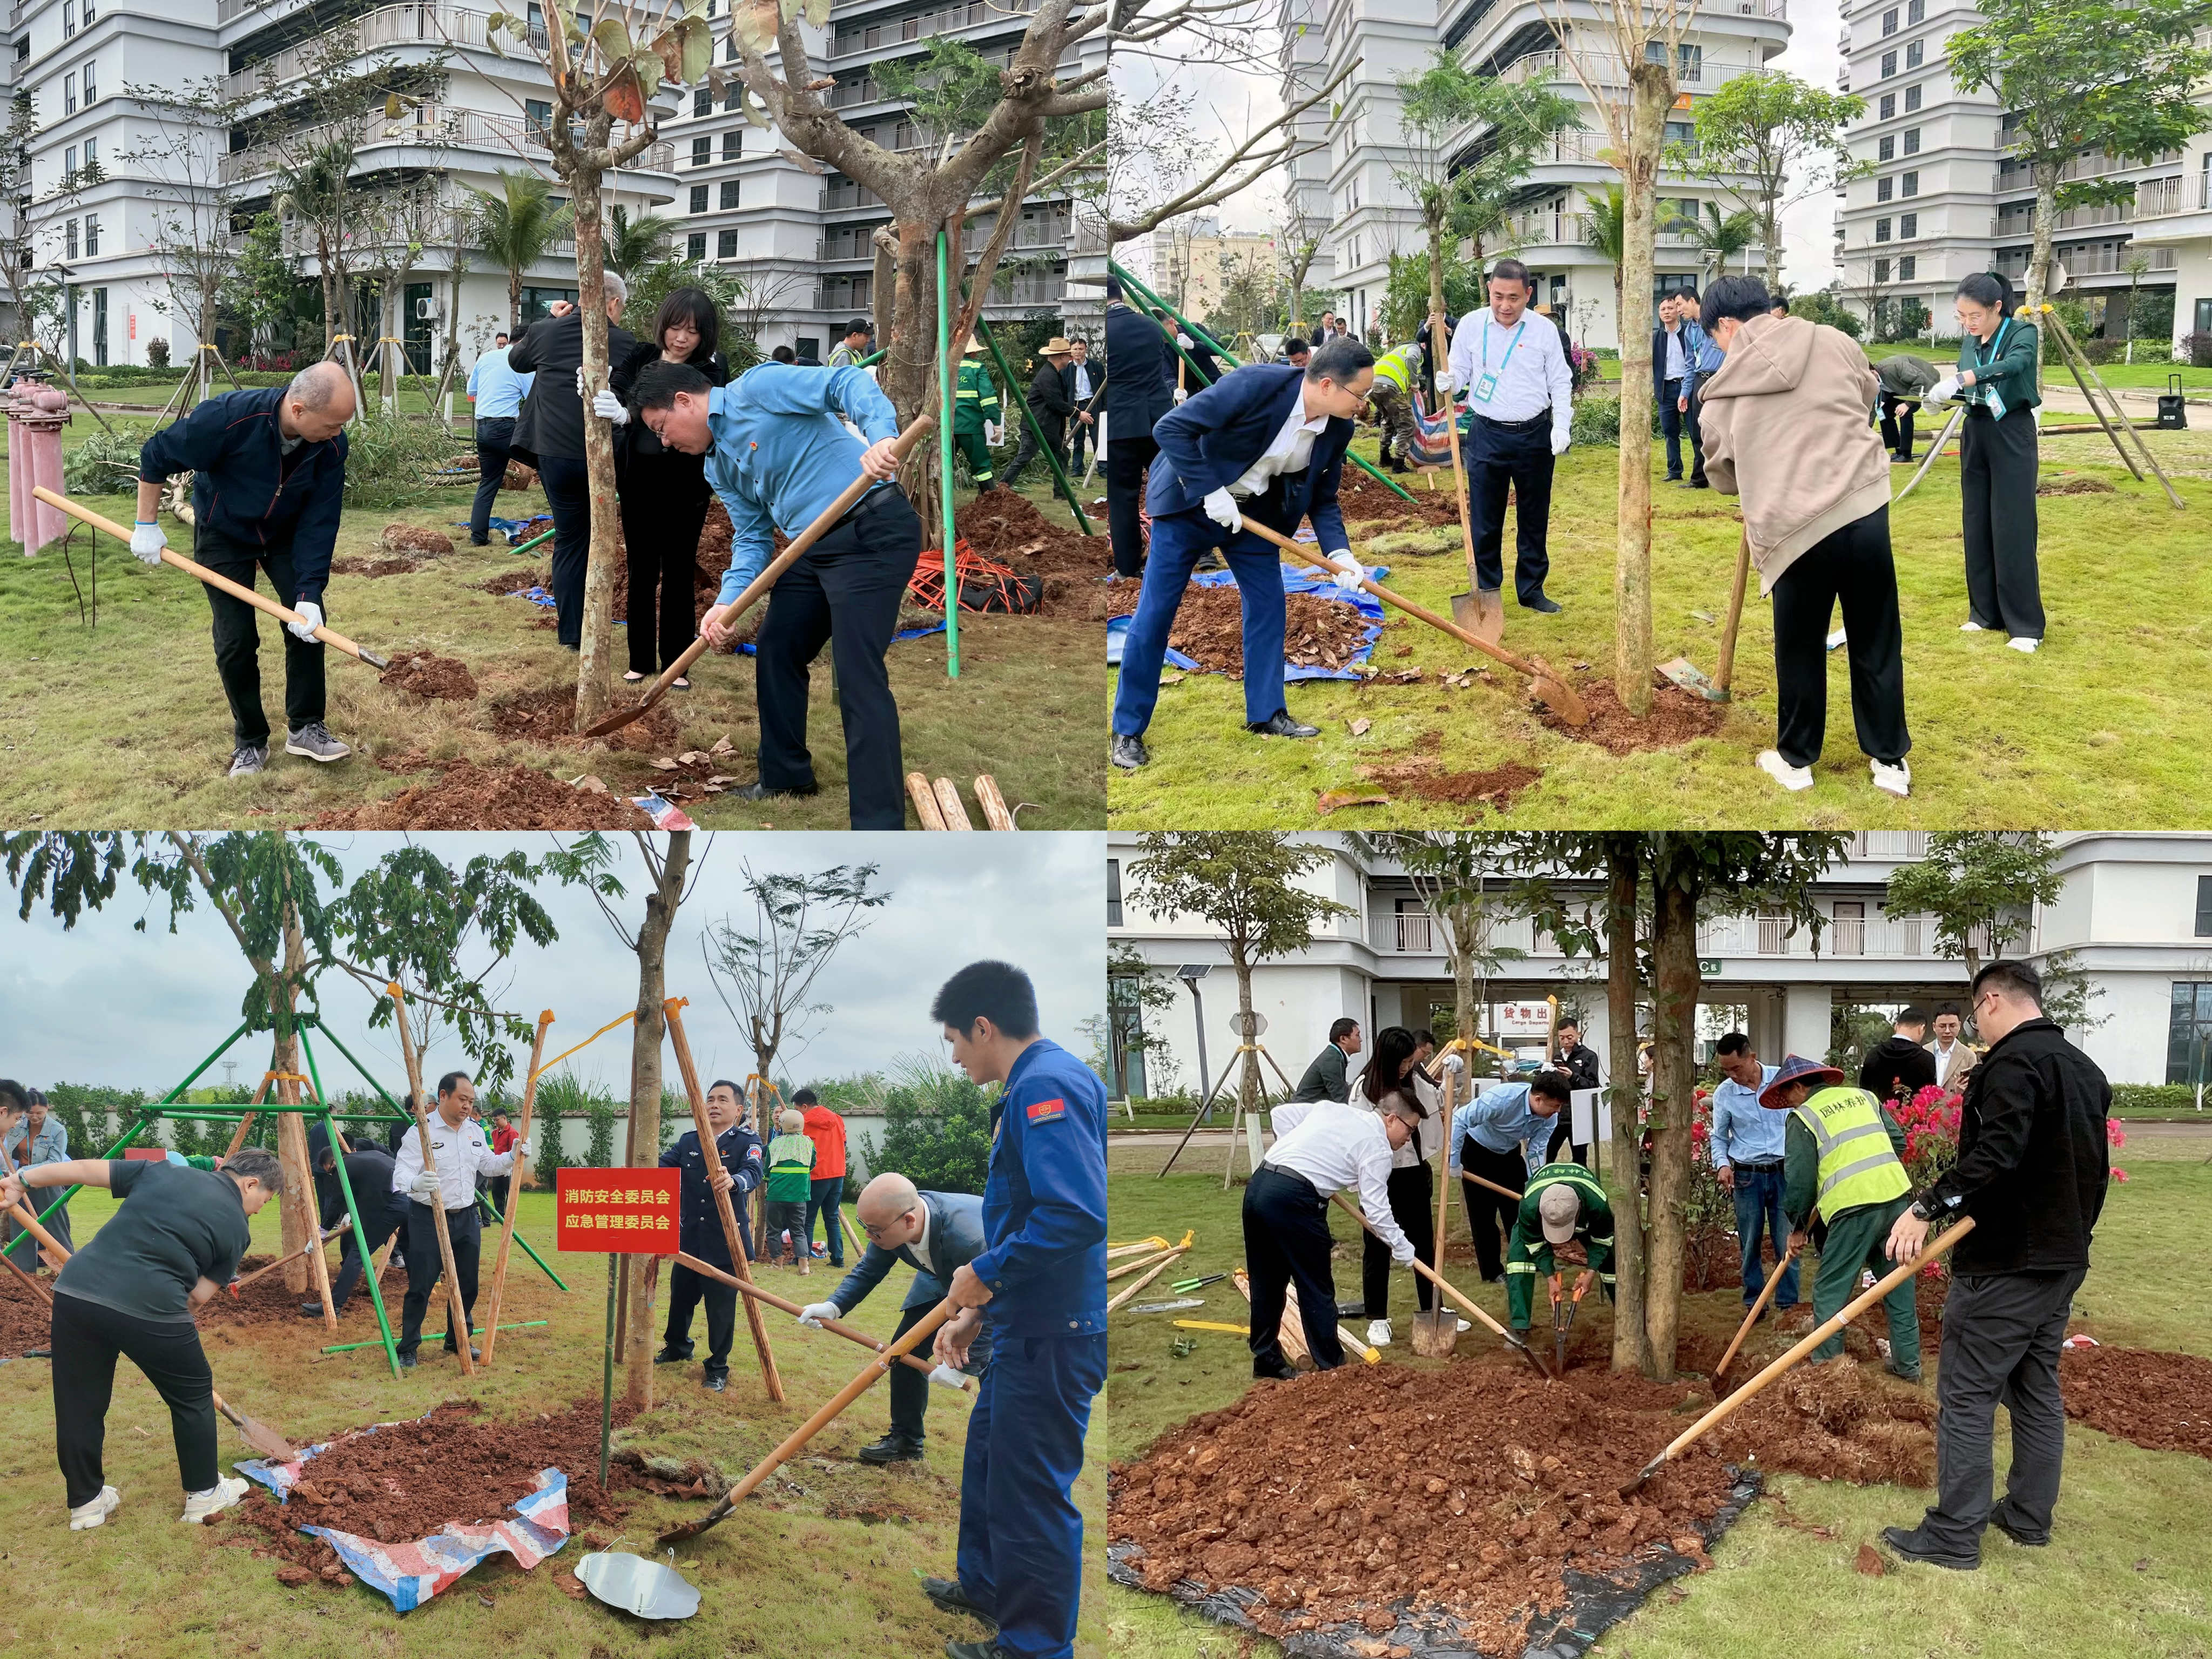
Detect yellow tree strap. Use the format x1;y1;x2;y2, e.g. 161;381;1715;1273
529;1009;637;1082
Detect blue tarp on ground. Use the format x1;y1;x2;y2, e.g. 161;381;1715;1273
1105;565;1386;681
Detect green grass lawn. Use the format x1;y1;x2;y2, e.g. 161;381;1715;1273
1102;1132;2212;1659
1107;430;2212;828
0;1188;1106;1658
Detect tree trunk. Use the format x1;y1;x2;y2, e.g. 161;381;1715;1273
571;134;621;731
274;896;315;1295
1613;64;1671;720
1232;945;1260;1170
1763;200;1782;294
2028;167;2054;394
622;831;691;1410
1604;845;1649;1376
509;266;522;335
1641;874;1700;1382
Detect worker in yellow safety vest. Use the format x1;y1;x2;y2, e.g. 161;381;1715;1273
954;338;1003;491
1367;342;1447;473
1759;1053;1922;1381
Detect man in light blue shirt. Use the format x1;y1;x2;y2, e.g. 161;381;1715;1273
1447;1071;1569;1282
633;357;919;830
464;339;535;546
1677;282;1724;489
1;1083;73;1265
1709;1031;1798;1313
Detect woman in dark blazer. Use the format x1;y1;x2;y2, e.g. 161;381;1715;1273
609;286;730;684
1939;271;2043;651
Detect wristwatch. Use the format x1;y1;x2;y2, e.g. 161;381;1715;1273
1908;1200;1933;1222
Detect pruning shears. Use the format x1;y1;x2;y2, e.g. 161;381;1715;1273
1552;1270;1595;1373
1170;1271;1229;1294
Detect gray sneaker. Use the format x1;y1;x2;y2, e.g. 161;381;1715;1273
227;743;269;777
285;722;352;763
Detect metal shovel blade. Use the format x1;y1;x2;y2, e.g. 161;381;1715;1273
576;1552;702;1620
582;698;659;739
214;1392;297;1463
1449;588;1505;645
1522;655;1593;728
1657;656;1728;703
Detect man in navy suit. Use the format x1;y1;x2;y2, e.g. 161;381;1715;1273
1110;336;1376;770
1103;278;1177;579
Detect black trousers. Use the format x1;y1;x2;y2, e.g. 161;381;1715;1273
1461;415;1554;604
1874;395;1917;461
1917;1267;2087;1556
754;487;920;830
662;1262;738;1376
326;1191;409;1311
1687;385;1709;484
1241;1164;1343;1372
1361;1162;1435;1318
1545;1117;1588;1167
1959;405;2044;640
1069;413;1096;474
619;451;711;676
399;1201;482;1355
52;1292;217;1507
470;416;516;543
536;452;592;649
886;1292;993;1441
1660;378;1702;479
1003;411;1068;492
1106;436;1157;578
194;519;326;747
1460;1139;1527;1282
1769;503;1911;770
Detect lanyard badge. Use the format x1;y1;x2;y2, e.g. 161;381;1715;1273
1474;319;1527;406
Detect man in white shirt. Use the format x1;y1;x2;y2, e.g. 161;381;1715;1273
390;1070;528;1369
1066;338;1103;475
1927;1002;1979;1089
1242;1101;1413;1378
1440;258;1577;615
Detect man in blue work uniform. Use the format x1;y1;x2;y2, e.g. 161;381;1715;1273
1449;1071;1569;1282
926;960;1105;1659
299;1121;403;1318
656;1077;765;1394
632;357;921;830
1709;1031;1799;1319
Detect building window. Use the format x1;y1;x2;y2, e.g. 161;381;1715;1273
1901;170;1919;197
1878;177;1894;202
1107;859;1123;926
1677;43;1702;79
1664;119;1695;145
725;83;742;112
1905;83;1923;112
1908;0;1924;18
526;98;552;139
12;37;25;60
1879;93;1896;119
2169;982;2212;1083
689;184;708;213
686;231;706;260
1905;39;1923;68
693;86;711;117
64;0;76;35
1900;212;1918;237
1899;255;1917;279
719;180;738;210
83;213;97;254
83;60;95;102
1881;6;1897;32
1879;136;1895;160
83;135;96;170
2197;875;2212;935
721;131;740;160
64;145;77;178
1833;901;1866;954
84;0;95;21
1880;50;1896;78
691;136;710;166
519;284;576;319
1874;257;1891;282
65;73;77;116
1876;217;1892;241
1904;128;1921;155
65;218;78;258
717;228;737;257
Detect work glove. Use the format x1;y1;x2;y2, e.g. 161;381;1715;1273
982;421;999;447
591;389;629;426
1176;333;1193;350
1434;366;1458;394
928;1363;968;1390
286;600;325;643
1323;548;1364;591
1439;1050;1466;1077
1201;488;1242;531
130;521;167;563
510;1137;531;1158
797;1300;841;1328
1172;387;1188;404
1926;374;1960;406
1550;424;1572;458
1392;1241;1417;1267
407;1172;441;1204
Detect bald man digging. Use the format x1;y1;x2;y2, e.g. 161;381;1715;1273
134;361;358;777
797;1172;989;1471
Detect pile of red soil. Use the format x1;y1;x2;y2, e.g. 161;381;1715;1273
476;564;546;596
2060;1345;2212;1460
1104;584;1372;677
1110;1357;1741;1653
303;760;653;830
1538;677;1728;752
379;651;479;702
0;1277;50;1354
194;1253;375;1330
1705;1357;1938;1486
1337;470;1464;528
330;555;424;578
608;501;734;628
224;1399;646;1588
381;525;455;556
953;490;1111;613
482;684;679;752
1354;757;1542;810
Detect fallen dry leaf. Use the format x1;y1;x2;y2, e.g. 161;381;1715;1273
1347;717;1372;737
1317;789;1390;815
1856;1542;1890;1576
710;736;734;755
650;757;680;771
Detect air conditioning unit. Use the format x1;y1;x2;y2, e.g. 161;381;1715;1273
414;296;443;321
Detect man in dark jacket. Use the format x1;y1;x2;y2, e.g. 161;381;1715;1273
1064;336;1105;475
133;364;355;777
655;1078;764;1393
1880;959;2112;1570
505;279;641;648
1291;1019;1363;1105
299;1122;404;1318
1002;337;1076;493
1104;279;1176;577
1860;1006;1939;1104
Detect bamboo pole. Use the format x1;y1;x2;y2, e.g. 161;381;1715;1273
386;984;475;1377
1711;1231;1807;1387
481;1009;555;1366
671;1250;963;1385
1107;1243;1190;1314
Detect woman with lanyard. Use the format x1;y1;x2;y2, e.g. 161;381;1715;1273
1927;272;2043;653
1347;1027;1467;1348
599;286;732;687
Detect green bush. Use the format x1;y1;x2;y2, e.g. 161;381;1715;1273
2079;335;2126;365
339;413;473;512
2110;1083;2206;1114
1572;396;1621;447
1790;291;1863;340
63;420;157;497
860;1059;994;1196
146;338;171;369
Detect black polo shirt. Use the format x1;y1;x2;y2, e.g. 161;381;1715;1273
52;1161;252;1325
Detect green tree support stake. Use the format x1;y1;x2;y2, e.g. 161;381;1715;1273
975;317;1092;535
938;230;961;680
299;1025;403;1375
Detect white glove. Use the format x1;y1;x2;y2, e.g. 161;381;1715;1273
407;1172;441;1204
1927;374;1960;406
1550;425;1572;457
1201;488;1241;531
1172;387;1188;404
984;422;1001;447
1324;548;1363;591
797;1300;840;1328
130;521;167;563
928;1364;969;1390
1176;333;1193;349
1434;366;1458;394
1393;1242;1417;1267
1440;1050;1466;1077
591;389;629;426
510;1138;531;1158
575;366;586;397
287;600;325;643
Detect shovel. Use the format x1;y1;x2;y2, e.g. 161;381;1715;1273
583;414;937;738
33;487;391;669
1428;309;1506;649
212;1389;298;1462
227;1218;351;1297
1710;1228;1809;1390
1331;1195;1551;1379
1553;1269;1593;1374
1658;528;1751;703
1238;520;1590;727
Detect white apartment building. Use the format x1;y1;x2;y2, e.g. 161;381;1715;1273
1278;0;1792;349
1276;0;1336;302
1107;832;2212;1099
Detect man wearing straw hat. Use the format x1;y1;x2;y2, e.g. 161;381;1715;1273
952;336;1004;491
1001;336;1077;494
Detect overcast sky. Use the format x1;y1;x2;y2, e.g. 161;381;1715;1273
1112;0;1845;291
1;833;1107;1099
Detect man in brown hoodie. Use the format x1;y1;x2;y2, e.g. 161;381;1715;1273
1696;275;1912;800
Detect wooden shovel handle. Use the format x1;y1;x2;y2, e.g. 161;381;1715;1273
670;1250;962;1385
1715;528;1752;696
230;1217;351;1292
1330;1193;1512;1344
1711;1225;1805;1384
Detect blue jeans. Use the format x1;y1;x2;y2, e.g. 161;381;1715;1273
1732;1164;1799;1309
805;1175;845;1266
1110;504;1290;737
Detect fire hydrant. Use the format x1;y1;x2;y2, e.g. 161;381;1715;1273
8;374;71;556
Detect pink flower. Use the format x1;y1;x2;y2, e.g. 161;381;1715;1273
2110;1166;2129;1184
2105;1120;2127;1149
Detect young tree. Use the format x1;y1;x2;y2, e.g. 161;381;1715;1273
1368;834;1530;1079
604;203;678;278
358;178;450;408
120;76;254;401
274;139;365;358
1582;184;1628;321
1670;201;1761;285
471;170;575;335
1883;832;2067;980
1677;71;1866;292
225;212;303;364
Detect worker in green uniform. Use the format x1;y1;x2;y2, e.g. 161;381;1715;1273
1761;1053;1921;1381
1503;1160;1616;1333
953;338;1003;492
1367;342;1448;473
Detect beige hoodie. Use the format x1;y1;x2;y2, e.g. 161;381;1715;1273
1696;314;1891;595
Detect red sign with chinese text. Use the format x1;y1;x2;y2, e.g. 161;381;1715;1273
555;1168;681;1254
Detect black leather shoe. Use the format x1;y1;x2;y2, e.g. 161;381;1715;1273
1110;733;1149;770
858;1433;926;1465
734;779;819;801
922;1576;995;1624
945;1641;1013;1659
703;1372;728;1393
397;1351;419;1370
1247;711;1318;739
1253;1358;1299;1381
1990;1508;2048;1547
1522;594;1564;615
654;1345;695;1365
299;1301;323;1319
1881;1523;1979;1570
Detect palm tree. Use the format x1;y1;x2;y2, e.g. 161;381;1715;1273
1582;184;1628;326
1671;201;1761;285
470;170;573;332
605;205;678;280
273;138;360;353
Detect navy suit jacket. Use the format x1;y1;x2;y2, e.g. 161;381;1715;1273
1104;301;1175;437
1145;362;1352;552
826;1189;986;1314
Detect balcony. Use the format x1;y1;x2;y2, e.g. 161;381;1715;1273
828;0;1035;59
222;102;671;185
1370;911;1544;956
224;4;523;100
820;180;885;212
1992;197;2137;238
2129;174;2203;220
1498;47;1729;89
1700;911;1996;958
1993;149;2183;195
1995;244;2178;280
1845;831;1930;860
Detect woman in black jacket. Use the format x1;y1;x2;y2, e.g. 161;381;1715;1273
608;286;730;684
1001;336;1075;492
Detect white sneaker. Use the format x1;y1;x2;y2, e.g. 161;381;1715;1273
1960;621;1986;632
1825;627;1848;651
179;1475;248;1525
2008;636;2039;654
1366;1319;1393;1347
1455;1318;1472;1332
1757;750;1815;792
1871;758;1912;798
69;1486;120;1530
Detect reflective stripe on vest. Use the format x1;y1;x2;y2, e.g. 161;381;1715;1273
1791;1086;1910;1218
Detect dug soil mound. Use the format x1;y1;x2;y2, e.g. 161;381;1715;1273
1105;584;1372;677
1336;470;1464;528
195;1253;376;1329
330;555;424;578
1538;677;1728;753
2060;1345;2212;1460
1110;1356;1744;1654
482;684;680;752
475;564;545;596
1707;1357;1938;1486
2036;475;2116;497
304;760;653;830
380;525;455;556
954;490;1111;613
1355;758;1542;810
0;1276;50;1354
379;651;479;702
